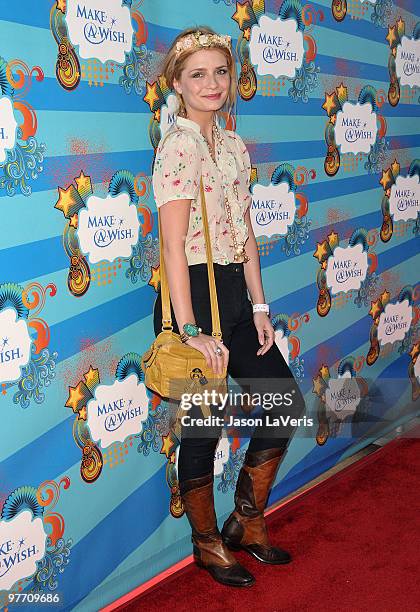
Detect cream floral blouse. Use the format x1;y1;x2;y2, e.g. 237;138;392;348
152;115;252;266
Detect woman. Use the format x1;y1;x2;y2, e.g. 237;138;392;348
152;26;306;587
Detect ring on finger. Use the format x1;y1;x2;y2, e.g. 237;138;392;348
214;346;223;356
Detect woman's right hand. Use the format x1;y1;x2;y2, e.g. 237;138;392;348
185;333;229;375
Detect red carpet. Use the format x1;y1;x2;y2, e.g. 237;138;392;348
120;435;420;612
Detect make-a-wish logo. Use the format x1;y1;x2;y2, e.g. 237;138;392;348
54;170;158;297
389;174;419;222
250;163;312;257
334;101;378;155
251;182;296;238
322;83;386;176
64;0;134;63
231;1;319;103
77;193;140;263
377;299;412;346
312;358;368;445
314;229;371;317
0;283;57;408
379;159;420;242
366;286;415;365
0;309;32;384
0;511;47;591
326;243;368;293
65;354;150;482
249;15;304;78
325;375;361;422
87;374;148;448
387;19;420;106
0;96;18;163
395;34;420;89
0;481;71;594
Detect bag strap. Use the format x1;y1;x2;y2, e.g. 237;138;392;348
158;176;222;339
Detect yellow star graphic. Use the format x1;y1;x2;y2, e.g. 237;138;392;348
312;375;324;396
144;82;159;110
314;241;328;262
161;433;174;458
322;92;336;116
154;108;161;122
75;170;91;193
386;25;397;47
69;213;78;228
369;300;381;320
410;343;420;361
328;231;339;248
380;290;390;304
169;452;176;464
149;266;160;291
78;406;87;421
55;185;77;218
243;27;251;41
336;83;347;100
65;382;84;412
320;365;329;380
232;1;250;30
84;366;100;387
380;169;393;190
396;17;404;34
391;159;400;177
56;0;66;13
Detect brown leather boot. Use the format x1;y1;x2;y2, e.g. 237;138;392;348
181;472;255;586
221;447;291;564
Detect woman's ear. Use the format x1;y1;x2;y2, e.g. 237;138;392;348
173;78;182;95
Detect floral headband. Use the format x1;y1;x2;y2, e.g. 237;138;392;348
174;31;232;57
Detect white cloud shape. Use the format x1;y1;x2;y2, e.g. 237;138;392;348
65;0;134;64
87;374;149;448
0;510;47;591
249;16;304;78
325;377;361;421
326;243;368;295
335;101;377;154
214;430;230;476
0;96;18;164
0;308;32;384
251;182;296;239
274;328;290;365
174;429;230;477
389;174;419;222
378;299;412;346
160;94;179;138
77;192;139;264
395;36;420;88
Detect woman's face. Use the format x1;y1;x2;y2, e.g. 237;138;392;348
173;48;231;115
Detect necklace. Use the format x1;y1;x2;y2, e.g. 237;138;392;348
202;119;249;264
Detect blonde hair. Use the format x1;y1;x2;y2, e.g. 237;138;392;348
160;25;238;124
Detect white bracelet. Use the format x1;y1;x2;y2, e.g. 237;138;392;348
252;303;270;314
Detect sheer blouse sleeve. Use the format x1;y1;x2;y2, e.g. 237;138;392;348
152;129;201;208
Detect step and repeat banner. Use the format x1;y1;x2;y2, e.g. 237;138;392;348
0;0;419;610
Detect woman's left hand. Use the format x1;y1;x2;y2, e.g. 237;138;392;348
253;312;275;356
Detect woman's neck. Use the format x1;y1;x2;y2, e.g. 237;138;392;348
184;109;215;143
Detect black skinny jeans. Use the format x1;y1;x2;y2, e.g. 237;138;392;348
153;262;306;485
